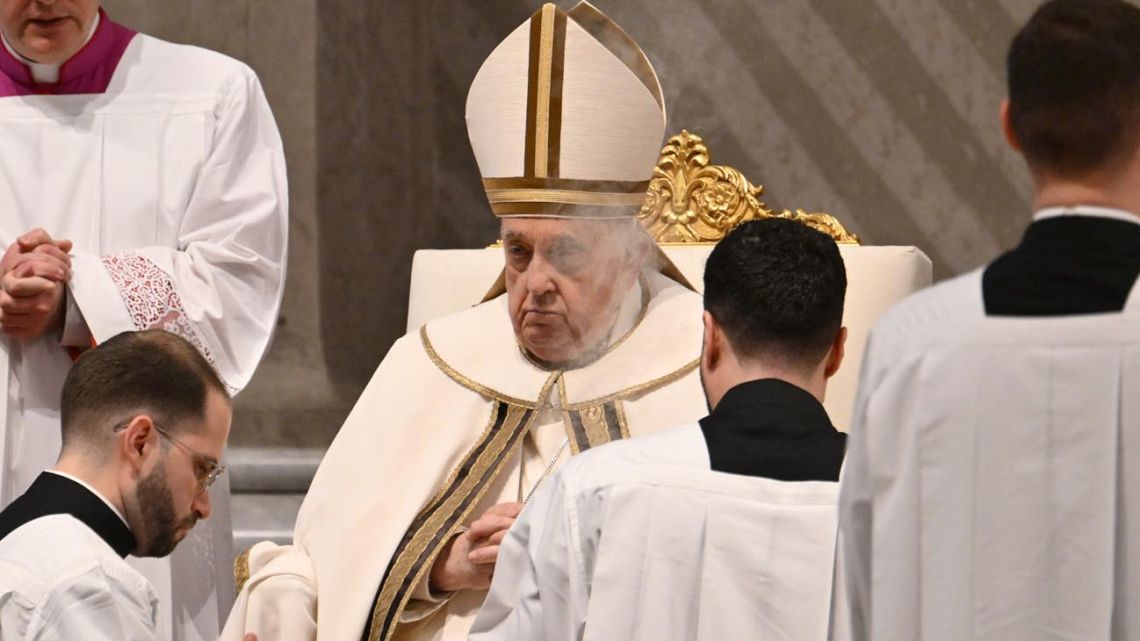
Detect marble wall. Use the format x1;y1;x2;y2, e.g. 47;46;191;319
101;0;1044;448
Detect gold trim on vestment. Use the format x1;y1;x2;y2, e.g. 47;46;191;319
559;376;582;453
558;379;630;455
234;548;251;595
367;381;556;641
421;326;540;409
563;357;700;409
613;399;631;438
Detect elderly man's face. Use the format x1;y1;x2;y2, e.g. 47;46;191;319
0;0;100;64
503;218;642;367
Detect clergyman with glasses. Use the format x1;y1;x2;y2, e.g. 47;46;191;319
0;329;249;641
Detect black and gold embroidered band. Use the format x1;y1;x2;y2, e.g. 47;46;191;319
366;401;538;641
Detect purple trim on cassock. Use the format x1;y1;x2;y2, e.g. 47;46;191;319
0;9;136;97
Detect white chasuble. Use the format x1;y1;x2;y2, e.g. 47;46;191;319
0;34;288;641
837;271;1140;641
470;424;842;641
222;271;706;641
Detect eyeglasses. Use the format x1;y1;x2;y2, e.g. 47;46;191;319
114;421;226;497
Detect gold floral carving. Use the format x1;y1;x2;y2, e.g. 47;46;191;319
637;130;860;244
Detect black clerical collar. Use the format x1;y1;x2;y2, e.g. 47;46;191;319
0;472;135;557
983;215;1140;316
698;378;846;482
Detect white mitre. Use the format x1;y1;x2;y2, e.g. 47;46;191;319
467;1;694;294
466;1;666;219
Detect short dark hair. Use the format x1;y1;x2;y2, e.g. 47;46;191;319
1007;0;1140;177
704;219;846;370
60;330;229;449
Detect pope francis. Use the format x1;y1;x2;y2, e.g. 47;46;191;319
221;4;707;641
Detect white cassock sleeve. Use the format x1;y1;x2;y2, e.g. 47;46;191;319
469;471;582;641
834;333;877;641
836;328;922;641
15;566;158;641
67;70;287;391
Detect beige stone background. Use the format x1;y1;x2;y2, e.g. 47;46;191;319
103;0;1044;449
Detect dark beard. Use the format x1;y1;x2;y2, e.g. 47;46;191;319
134;463;181;557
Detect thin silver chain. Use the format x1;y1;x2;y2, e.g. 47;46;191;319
518;436;570;503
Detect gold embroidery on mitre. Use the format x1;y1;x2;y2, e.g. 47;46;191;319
637;130;860;244
525;4;567;179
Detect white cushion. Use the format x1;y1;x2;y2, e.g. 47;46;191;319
407;245;932;430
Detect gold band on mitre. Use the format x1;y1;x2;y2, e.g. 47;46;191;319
483;177;651;218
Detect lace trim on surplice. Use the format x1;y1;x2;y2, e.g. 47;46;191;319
102;252;215;363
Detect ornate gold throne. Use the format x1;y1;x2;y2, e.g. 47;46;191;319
638;130;859;245
407;131;931;429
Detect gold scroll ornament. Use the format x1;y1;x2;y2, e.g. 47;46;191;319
637;130;860;244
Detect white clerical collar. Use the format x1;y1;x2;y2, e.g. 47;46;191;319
0;12;100;84
605;274;646;349
45;469;130;529
1034;205;1140;226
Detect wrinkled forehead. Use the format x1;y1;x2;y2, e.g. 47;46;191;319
500;216;634;244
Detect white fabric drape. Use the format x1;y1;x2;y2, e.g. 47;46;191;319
837;271;1140;641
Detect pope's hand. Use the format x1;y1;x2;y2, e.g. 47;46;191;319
0;229;73;339
429;502;523;593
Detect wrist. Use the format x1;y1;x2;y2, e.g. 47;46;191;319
428;529;469;593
